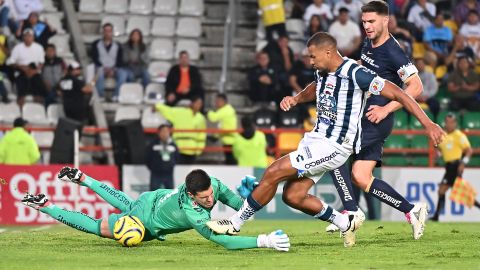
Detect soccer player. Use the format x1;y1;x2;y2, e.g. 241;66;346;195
207;32;444;247
21;167;290;251
431;113;480;220
325;1;429;240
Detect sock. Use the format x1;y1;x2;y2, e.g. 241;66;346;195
81;176;133;212
230;194;263;230
434;194;446;217
368;178;414;213
474;200;480;209
40;204;102;236
314;202;349;231
329;166;358;212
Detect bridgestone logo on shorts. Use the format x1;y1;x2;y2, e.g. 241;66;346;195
304;151;340;169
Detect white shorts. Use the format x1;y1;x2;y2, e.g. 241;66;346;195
289;133;350;183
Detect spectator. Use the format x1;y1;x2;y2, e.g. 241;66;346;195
6;28;45;107
248;51;277;103
232;116;268;168
57;60;93;123
445;35;475;70
289;48;315;95
458;10;480;61
333;0;362;23
454;0;480;26
328;7;361;58
165;50;204;106
91;23;126;101
42;44;65;105
155;96;206;164
262;35;294;97
423;13;453;64
306;14;323;39
17;11;56;48
207;93;237;165
122;29;150;88
407;0;436;34
415;57;439;118
303;0;333;29
0;72;7;102
146;124;178;190
0;117;40;165
388;15;413;57
0;0;10;31
12;0;42;22
447;56;480;111
258;0;287;42
291;0;311;19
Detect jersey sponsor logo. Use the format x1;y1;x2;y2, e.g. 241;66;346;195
360;53;379;68
368;77;385;95
318;90;337;125
304;151;340;169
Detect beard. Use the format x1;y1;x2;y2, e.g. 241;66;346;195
317;67;328;77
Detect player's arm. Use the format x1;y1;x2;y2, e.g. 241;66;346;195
155;103;175;122
280;81;316;111
382;74;423;112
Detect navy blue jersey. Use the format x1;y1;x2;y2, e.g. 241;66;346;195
359;35;418;148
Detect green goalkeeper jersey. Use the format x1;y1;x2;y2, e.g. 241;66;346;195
121;177;258;250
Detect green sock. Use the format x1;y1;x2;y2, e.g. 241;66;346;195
81;176;133;212
40;204;102;236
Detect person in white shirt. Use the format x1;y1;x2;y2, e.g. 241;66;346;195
328;7;361;57
459;10;480;60
12;0;42;21
407;0;436;32
6;27;46;106
303;0;333;28
333;0;363;23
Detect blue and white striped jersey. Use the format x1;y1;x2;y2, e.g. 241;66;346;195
312;58;385;154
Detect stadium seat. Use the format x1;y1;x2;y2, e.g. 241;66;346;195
286;19;305;41
154;0;178;15
149;39;174;60
79;0;103;13
409;110;433;129
176;17;202;38
22;103;49;126
0;103;21;124
31;131;54;148
412;42;426;59
179;0;204;16
383;155;409;166
468;136;480;148
253;107;276;128
118;83;144;105
461;112;480;129
278;108;301;128
126;16;151;36
104;0;128;13
393;110;409;129
41;13;65;34
469;156;480;167
129;0;153;14
384;135;408;148
101;16;125;36
437;110;459;127
114;106;141;122
144;83;165;104
42;0;58;12
410;156;429;166
175;39;200;60
48;35;72;58
410;135;428;149
151;17;176;37
141;107;168;128
288;40;305;56
303;106;316;131
46;104;65;125
148;61;172;83
256;39;268;52
278;132;303;153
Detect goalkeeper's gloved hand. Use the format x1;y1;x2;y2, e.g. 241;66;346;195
236;175;259;199
257;230;290;252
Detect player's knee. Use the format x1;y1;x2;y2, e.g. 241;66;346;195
282;186;302;207
351;169;370;190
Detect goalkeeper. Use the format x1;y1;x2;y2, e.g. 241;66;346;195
21;167;290;251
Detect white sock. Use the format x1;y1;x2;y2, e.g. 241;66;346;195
314;203;349;231
230;199;256;230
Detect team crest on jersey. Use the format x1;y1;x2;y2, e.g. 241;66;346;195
369;77;385;95
318;90;337;125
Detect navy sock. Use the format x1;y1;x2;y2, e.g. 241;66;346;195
247;194;263;211
368;178;414;213
329;165;358;212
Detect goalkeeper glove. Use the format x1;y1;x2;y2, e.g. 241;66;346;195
257;230;290;252
236;175;259;199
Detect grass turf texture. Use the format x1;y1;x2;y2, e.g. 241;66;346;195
1;220;479;270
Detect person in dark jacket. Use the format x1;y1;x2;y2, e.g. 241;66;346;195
146;123;178;190
17;12;56;49
165;50;204;106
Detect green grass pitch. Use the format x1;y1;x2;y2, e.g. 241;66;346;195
1;220;479;270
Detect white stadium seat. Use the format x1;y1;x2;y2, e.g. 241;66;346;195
154;0;178;15
48;35;73;58
104;0;128;14
176;17;201;38
126;16;151;36
151;17;175;37
286;19;305;41
141;107;168;128
41;13;65;34
46;104;65;125
22;103;49;126
144;83;165;104
129;0;153;15
42;0;58;12
148;61;172;83
0;103;21;124
175;39;200;60
101;16;125;36
79;0;103;13
179;0;204;16
118;83;144;105
31;131;54;148
114;106;141;122
149;39;174;60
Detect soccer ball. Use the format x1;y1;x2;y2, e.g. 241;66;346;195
113;215;145;247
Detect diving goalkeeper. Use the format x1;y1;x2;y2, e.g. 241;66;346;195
21;167;290;251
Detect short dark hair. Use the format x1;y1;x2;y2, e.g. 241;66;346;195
102;22;113;29
185;169;211;195
339;7;350;14
446;112;457;121
307;32;337;49
179;50;189;57
216;93;227;101
468;10;479;17
361;0;389;16
13;117;27;127
241;116;254;130
46;44;56;50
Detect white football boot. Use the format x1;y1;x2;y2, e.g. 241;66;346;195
406;202;428;240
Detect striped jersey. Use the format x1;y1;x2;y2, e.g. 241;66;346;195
312;58;385;154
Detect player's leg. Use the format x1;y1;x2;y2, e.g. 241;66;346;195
328;163;358;212
431;183;450;221
22;193;112;238
58;167;133;212
431;162;457;221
